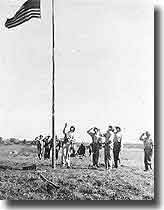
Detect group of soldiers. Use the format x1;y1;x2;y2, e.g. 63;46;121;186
35;123;153;172
87;125;122;169
87;126;153;171
35;135;53;160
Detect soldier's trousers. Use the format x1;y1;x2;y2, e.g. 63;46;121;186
144;148;153;170
104;147;112;169
92;143;100;166
37;148;42;160
61;143;71;167
44;147;49;159
93;151;99;166
113;149;120;168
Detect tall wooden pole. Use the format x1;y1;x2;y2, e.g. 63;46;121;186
52;0;55;169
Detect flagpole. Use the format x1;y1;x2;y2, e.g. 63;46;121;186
52;0;55;169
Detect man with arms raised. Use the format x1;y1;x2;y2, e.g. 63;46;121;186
87;127;102;168
61;123;75;168
140;131;153;171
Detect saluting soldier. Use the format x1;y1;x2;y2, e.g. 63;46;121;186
87;127;102;168
140;131;153;171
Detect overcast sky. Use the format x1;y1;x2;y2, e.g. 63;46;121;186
0;0;153;142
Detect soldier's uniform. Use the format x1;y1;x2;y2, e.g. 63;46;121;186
113;129;122;168
104;131;113;169
36;139;42;159
88;129;102;167
92;141;101;167
44;139;50;159
140;132;153;171
35;135;43;160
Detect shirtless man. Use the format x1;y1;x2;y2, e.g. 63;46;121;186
61;123;75;168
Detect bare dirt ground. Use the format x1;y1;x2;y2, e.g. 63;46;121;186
0;144;154;200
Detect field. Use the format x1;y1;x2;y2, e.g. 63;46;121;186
0;144;154;200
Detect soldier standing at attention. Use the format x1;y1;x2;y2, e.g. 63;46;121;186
113;126;122;168
43;136;51;160
103;125;114;170
35;135;43;160
140;131;153;171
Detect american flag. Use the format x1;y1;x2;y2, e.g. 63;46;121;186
5;0;41;29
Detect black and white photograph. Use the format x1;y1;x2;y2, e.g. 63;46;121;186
0;0;154;200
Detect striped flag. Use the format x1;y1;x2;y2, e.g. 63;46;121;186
5;0;41;29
